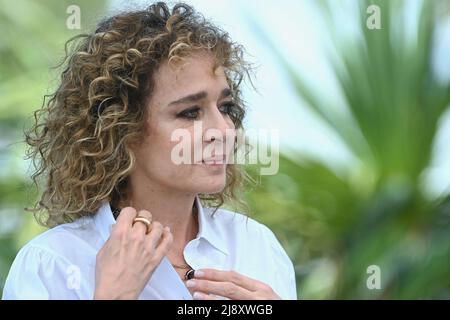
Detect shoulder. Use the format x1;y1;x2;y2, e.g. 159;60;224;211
205;206;294;268
204;206;297;299
18;215;98;255
2;236;74;299
2;217;96;300
8;215;96;265
6;214;100;270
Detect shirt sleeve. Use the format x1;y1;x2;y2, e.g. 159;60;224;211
2;244;81;300
259;223;298;300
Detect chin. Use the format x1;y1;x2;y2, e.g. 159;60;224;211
195;176;227;194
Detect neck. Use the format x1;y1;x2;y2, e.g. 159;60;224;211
118;180;199;250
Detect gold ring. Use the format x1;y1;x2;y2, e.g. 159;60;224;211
132;216;152;234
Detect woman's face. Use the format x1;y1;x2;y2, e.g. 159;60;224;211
131;51;236;195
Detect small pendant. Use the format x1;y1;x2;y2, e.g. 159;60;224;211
185;269;195;280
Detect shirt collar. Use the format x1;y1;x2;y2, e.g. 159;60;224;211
194;195;229;256
94;195;229;256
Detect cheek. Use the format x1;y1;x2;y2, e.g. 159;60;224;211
147;125;179;163
146;122;197;174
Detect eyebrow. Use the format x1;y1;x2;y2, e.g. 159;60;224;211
167;88;232;107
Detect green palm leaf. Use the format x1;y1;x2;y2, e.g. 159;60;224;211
246;0;450;298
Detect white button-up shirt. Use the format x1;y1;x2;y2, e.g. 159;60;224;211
2;196;297;300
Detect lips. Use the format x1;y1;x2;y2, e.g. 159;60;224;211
202;154;226;165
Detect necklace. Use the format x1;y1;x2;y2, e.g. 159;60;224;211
171;262;195;281
172;263;191;269
170;203;198;281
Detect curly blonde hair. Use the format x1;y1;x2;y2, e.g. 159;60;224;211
25;1;255;228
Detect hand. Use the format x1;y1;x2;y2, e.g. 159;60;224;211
94;207;173;300
186;269;281;300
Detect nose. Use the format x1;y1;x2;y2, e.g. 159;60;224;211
203;105;235;144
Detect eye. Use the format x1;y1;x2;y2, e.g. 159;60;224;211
176;107;200;120
219;102;238;117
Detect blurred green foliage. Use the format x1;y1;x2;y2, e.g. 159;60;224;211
0;0;107;295
1;0;449;299
247;0;450;298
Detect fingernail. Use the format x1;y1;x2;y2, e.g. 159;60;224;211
194;270;205;278
186;280;196;288
193;292;204;300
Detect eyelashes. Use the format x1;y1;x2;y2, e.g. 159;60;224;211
176;106;201;120
176;102;239;120
219;102;239;118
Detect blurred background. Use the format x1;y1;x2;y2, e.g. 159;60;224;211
1;0;449;299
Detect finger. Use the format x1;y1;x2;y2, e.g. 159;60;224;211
145;221;164;247
194;269;263;292
192;292;222;300
152;226;173;260
115;206;138;229
188;279;252;300
111;207;138;238
131;209;153;235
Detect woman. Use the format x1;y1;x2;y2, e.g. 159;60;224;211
2;2;297;300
